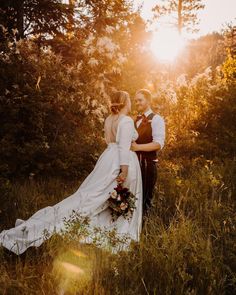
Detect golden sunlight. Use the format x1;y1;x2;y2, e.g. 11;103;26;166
52;248;94;294
150;28;187;62
60;261;85;275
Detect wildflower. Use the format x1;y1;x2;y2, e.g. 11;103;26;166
88;57;99;67
105;25;114;34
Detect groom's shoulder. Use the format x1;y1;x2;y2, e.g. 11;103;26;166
151;112;165;122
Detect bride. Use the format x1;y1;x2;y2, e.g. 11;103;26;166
0;91;143;255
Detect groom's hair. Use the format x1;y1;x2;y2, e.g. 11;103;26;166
135;89;152;103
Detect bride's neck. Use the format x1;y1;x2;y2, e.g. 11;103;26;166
119;107;128;116
110;107;128;117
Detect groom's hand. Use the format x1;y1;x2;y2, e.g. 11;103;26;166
131;142;140;152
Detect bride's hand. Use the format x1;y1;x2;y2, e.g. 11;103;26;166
116;165;128;183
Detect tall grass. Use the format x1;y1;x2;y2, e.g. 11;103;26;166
0;157;235;294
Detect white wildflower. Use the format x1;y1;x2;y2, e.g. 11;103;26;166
87;46;96;56
7;41;14;49
91;99;97;107
168;89;177;104
88;57;99;67
12;28;18;35
44;142;50;149
0;24;7;33
106;52;114;59
84;33;95;46
76;61;83;71
117;53;127;65
94;80;105;92
105;25;114;34
97;37;119;53
190;66;212;86
176;74;187;87
111;66;121;74
41;45;52;54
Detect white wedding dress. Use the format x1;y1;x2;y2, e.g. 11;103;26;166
0;115;143;255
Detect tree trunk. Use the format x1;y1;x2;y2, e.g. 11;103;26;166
14;0;24;39
178;0;183;35
67;0;75;38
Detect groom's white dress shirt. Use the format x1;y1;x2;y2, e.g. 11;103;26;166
136;108;165;150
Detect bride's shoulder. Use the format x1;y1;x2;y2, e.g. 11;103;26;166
105;114;112;120
121;115;134;123
104;114;112;124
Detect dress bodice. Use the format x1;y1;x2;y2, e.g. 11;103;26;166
104;115;138;145
131;127;139;142
104;115;138;166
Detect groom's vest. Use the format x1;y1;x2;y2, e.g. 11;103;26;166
135;112;158;162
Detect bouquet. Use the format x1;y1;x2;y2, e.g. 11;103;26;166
107;182;137;222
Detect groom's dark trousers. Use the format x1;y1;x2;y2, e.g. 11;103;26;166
135;113;158;216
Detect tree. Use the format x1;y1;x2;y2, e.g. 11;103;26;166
0;0;74;40
224;24;236;57
175;33;225;78
152;0;205;35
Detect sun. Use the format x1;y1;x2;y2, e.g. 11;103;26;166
150;28;187;62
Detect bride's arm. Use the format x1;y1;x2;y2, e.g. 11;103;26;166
103;116;110;145
117;118;134;183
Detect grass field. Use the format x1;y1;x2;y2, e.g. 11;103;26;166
0;157;235;294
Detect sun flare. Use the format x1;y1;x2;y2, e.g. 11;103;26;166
150;28;187;62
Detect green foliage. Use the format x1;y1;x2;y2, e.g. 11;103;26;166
0;0;74;40
151;55;236;160
0;37;109;180
0;0;151;181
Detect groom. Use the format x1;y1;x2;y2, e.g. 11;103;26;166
131;89;165;217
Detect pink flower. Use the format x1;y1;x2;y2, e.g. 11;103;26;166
110;191;117;199
120;202;128;211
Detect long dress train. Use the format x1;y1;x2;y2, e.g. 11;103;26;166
0;115;143;255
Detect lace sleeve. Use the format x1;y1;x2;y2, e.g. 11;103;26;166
117;117;134;166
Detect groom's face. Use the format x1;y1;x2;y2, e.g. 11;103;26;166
134;93;150;113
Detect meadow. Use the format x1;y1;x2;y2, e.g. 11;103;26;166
0;156;235;294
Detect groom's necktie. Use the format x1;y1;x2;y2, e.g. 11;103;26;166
136;113;146;127
136;113;146;122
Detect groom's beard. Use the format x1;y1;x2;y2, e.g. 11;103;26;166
135;105;149;113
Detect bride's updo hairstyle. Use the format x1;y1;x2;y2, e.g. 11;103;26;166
110;91;129;114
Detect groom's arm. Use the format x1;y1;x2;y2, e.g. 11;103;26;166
131;141;162;152
131;115;165;152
